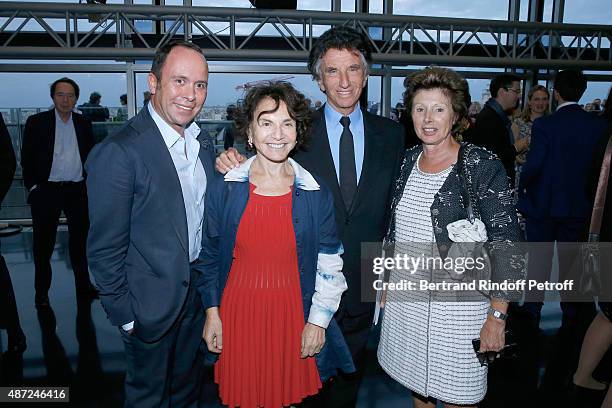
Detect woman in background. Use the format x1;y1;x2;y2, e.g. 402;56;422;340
512;85;550;183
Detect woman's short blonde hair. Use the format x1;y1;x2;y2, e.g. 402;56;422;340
404;67;470;136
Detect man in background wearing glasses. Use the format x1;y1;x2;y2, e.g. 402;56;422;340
21;77;96;308
470;73;522;186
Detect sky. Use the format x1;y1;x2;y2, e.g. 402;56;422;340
0;0;610;110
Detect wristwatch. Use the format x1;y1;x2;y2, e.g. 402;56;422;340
488;307;507;321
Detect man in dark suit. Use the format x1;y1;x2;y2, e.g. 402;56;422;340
86;41;215;407
470;73;522;185
20;77;96;308
217;27;405;407
0;113;26;353
518;70;607;326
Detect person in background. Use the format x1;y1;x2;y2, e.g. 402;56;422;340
0;113;26;353
21;77;96;308
200;81;353;408
222;104;237;150
377;66;523;408
115;94;128;122
591;98;602;112
512;85;550;186
519;70;606;357
468;101;482;126
470;73;522;186
571;87;612;408
79;92;110;142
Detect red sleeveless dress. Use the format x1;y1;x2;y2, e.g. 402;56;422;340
215;183;321;407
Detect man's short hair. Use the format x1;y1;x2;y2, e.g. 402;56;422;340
307;26;372;81
489;73;522;98
89;91;101;103
553;70;587;102
50;77;80;100
150;40;205;81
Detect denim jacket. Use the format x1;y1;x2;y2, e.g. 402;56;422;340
195;156;355;380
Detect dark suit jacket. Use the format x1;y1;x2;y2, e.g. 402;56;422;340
21;109;94;191
293;107;404;315
0;113;16;206
86;107;216;342
518;104;607;219
470;104;516;184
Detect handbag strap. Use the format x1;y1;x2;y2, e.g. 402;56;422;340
456;144;480;222
589;134;612;239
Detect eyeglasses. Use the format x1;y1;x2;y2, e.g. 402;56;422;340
505;87;522;95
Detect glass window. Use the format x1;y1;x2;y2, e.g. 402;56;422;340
394;0;509;20
563;0;612;25
341;0;355;13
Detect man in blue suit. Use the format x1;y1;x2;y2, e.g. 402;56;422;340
86;41;215;407
518;70;607;325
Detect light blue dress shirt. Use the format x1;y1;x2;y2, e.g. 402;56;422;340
324;103;365;183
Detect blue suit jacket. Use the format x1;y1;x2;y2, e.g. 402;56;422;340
86;107;216;342
518;104;607;219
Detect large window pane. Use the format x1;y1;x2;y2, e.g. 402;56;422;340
563;0;612;25
394;0;509;20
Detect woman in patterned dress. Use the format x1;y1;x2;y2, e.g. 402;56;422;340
199;82;354;407
376;67;523;407
512;85;549;182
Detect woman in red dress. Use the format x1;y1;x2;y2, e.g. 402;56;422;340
199;82;354;407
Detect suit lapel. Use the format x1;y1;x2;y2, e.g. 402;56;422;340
311;112;344;212
350;111;382;215
196;130;216;182
46;110;56;155
72;114;88;162
132;109;189;254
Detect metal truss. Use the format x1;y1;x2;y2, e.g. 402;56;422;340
0;2;611;70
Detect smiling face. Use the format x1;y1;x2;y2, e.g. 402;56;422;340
248;98;297;165
148;45;209;135
317;48;368;116
411;88;457;146
529;89;549;116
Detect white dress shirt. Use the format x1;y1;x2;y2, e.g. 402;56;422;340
48;109;83;182
122;105;207;332
148;104;207;262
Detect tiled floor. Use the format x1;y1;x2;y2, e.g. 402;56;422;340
1;230;609;407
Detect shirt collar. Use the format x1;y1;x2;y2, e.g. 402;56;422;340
324;102;363;129
556;101;578;111
224;155;320;191
147;103;201;148
54;108;73;125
